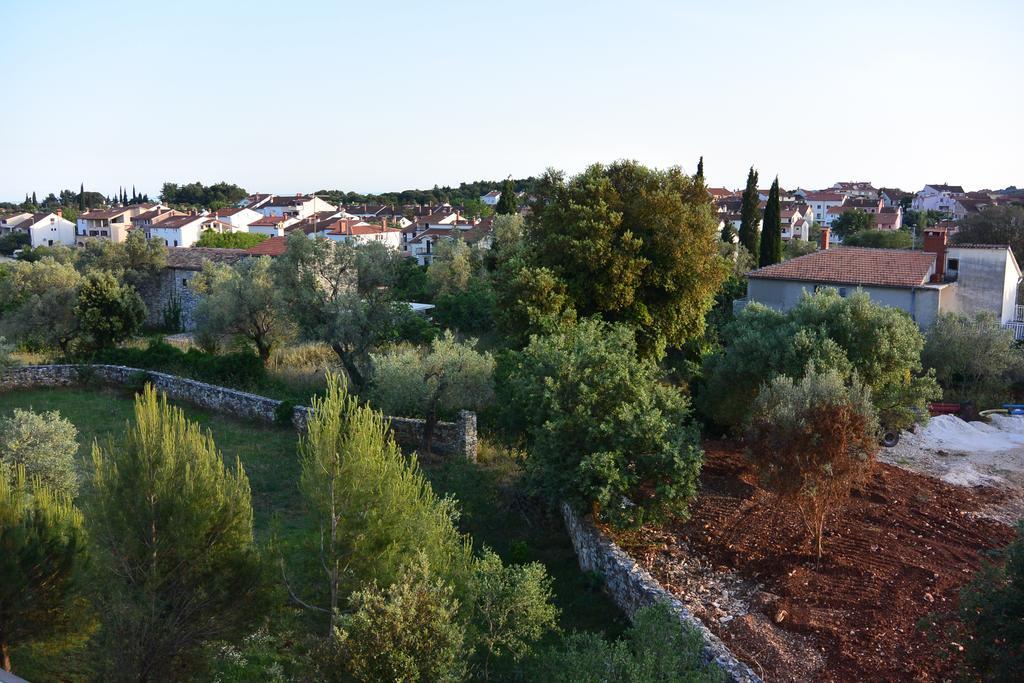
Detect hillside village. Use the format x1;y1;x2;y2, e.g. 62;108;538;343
2;167;1024;682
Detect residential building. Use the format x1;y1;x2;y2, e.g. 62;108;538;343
743;227;1021;328
211;207;264;231
20;211;77;248
76;205;149;245
801;192;846;223
322;220;402;248
879;188;911;208
149;214;208;248
257;194;336;219
238;193;273;210
480;190;501;206
912;184;966;213
247;215;298;237
0;212;32;233
707;187;735;202
875;206;903;231
780;207;811;241
846;196;883;214
139;248;248;330
831;181;878;199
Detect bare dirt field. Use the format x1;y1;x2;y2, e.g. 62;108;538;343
613;442;1016;682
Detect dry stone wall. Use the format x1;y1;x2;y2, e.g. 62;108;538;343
0;365;476;460
562;503;761;683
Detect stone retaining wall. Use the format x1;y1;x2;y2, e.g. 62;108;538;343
0;365;476;460
562;503;761;683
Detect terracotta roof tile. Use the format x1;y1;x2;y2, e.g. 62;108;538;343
246;236;288;256
748;246;936;288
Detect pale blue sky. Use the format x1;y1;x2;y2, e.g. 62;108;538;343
1;0;1021;202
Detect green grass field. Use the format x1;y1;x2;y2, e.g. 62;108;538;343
0;386;626;644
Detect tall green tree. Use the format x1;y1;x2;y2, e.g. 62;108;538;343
88;386;263;681
495;179;518;215
289;375;472;632
830;209;876;239
78;183;85;212
738;166;760;256
758;177;782;267
695;156;704;181
954;205;1024;261
510;161;726;356
0;409;80;499
0;258;82;356
0;466;86;674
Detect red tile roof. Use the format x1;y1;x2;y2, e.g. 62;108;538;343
246;236;288;256
748;246;936;288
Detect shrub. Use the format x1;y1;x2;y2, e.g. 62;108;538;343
0;336;15;370
94;339;265;388
333;556;467;683
499;317;703;527
700;289;939;433
468;550;559;677
433;279;496;336
74;270;147;353
746;367;878;557
0;409;80;498
531;602;725;682
195;230;268;249
959;521;1024;680
842;229;912;249
922;311;1022;407
274;400;295;428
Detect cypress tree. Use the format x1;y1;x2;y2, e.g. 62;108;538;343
31;191;37;205
79;183;85;211
738;167;761;256
496;178;517;215
0;466;86;673
759;177;783;267
88;386;263;679
696;156;704;181
131;185;137;203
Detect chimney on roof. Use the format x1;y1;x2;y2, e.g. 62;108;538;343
819;227;830;250
56;207;63;218
923;228;948;283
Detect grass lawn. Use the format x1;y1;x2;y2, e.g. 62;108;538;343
0;386;626;645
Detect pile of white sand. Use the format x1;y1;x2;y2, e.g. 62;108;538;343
908;414;1024;453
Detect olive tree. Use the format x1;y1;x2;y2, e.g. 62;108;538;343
746;368;878;558
192;256;291;363
74;270;147;352
0;409;79;498
499;317;704;527
700;289;940;432
0;258;81;355
368;332;495;453
922;311;1022;407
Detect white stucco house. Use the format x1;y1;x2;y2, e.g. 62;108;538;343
801;192;846;224
76;205;150;245
21;211;77;248
831;181;878;199
149;214;208;248
212;207;264;231
481;190;501;206
322;221;402;249
247;215;298;237
743;228;1021;329
912;184;966;213
257;195;336;219
0;212;32;233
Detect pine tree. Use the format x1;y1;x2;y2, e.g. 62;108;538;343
0;466;86;673
739;166;761;256
696;156;704;181
759;176;783;267
88;386;263;679
78;183;85;211
496;178;517;215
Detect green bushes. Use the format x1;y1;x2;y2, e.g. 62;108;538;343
959;521;1024;680
0;409;80;498
499;318;704;527
531;602;724;683
700;289;939;433
94;339;265;387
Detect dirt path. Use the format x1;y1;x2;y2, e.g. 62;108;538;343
614;443;1016;682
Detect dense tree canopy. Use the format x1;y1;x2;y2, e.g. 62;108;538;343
700;289;940;432
195;230;267;249
831;209;876;239
953;205;1024;260
499;317;704;527
508;161;726;356
159;181;248;210
842;229;912;249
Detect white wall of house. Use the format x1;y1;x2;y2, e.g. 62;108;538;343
221;208;263;230
28;214;76;248
150;219;204;248
944;246;1021;324
912;186;965;213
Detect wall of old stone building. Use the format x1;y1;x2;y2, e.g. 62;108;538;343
561;503;761;683
138;269;202;331
0;365;477;460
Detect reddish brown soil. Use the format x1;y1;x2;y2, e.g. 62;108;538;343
618;441;1017;682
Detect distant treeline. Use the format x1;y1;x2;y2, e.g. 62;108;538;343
315;177;539;207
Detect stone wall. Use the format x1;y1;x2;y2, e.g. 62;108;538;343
562;503;761;683
138;268;202;331
0;365;476;460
